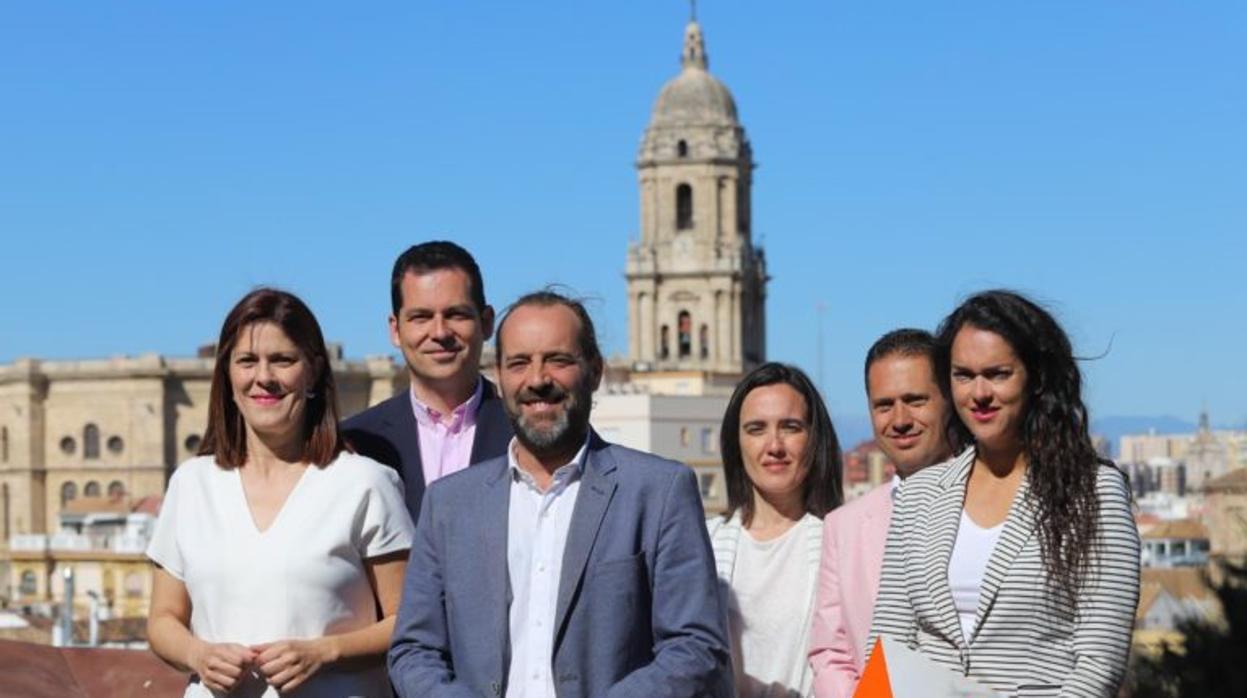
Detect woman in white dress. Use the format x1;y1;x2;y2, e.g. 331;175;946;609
707;363;844;698
147;288;414;697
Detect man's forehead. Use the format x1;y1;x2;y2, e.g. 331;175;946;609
400;267;476;305
499;305;581;352
868;353;937;389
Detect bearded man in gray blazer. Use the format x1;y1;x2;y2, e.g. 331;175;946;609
388;290;732;698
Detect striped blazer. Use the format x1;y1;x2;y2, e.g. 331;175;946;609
868;448;1141;698
707;512;824;697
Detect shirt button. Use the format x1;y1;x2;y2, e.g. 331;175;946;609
537;563;546;572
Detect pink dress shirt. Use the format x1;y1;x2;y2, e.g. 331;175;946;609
808;481;894;698
409;379;483;485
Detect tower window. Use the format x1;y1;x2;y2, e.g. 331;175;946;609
107;435;124;455
699;324;710;360
84;481;101;498
676;184;693;230
660;325;671;359
1;426;7;462
678;311;692;358
677;140;688;158
108;481;126;500
84;424;100;460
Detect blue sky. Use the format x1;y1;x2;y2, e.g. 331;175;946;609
2;2;1244;426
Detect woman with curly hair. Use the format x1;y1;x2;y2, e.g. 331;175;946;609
868;290;1140;696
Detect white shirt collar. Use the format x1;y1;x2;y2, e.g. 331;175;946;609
506;434;590;491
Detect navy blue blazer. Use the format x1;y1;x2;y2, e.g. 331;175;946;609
387;431;733;698
341;379;513;523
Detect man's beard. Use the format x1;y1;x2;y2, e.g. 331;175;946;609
509;383;592;457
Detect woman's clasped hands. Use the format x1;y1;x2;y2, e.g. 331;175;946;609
187;637;336;694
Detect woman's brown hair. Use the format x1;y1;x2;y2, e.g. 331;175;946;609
199;288;345;468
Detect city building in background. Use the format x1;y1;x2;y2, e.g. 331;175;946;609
0;351;400;634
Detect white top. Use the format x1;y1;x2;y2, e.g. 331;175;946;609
505;437;588;698
727;516;818;698
947;509;1004;645
147;452;415;698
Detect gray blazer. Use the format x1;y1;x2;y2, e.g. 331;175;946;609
388;431;733;698
868;448;1141;698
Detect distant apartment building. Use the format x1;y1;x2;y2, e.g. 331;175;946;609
591;387;730;515
1117;410;1247;494
842;440;894;501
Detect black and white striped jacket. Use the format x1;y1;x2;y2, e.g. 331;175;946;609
867;447;1141;697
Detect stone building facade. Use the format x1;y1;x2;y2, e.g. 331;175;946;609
0;351;401;612
0;351;399;539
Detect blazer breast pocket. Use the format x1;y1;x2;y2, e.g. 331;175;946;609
590;551;647;588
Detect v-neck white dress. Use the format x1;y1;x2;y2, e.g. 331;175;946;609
147;452;415;698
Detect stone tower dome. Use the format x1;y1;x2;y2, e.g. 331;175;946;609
648;22;739;128
626;18;767;376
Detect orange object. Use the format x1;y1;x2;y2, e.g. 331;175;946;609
853;638;894;698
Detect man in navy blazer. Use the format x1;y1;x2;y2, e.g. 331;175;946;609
388;290;732;698
343;241;512;522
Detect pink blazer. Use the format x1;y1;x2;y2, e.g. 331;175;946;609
808;482;893;698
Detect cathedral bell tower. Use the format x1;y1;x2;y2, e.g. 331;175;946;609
626;17;767;378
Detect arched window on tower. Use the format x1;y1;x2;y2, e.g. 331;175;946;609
676;184;693;230
84;481;101;498
660;325;671;360
60;481;78;508
677;140;688;158
699;324;710;360
1;426;8;462
678;311;692;358
83;424;100;460
108;481;126;500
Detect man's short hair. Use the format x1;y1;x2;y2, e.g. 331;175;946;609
390;241;487;315
495;289;602;367
863;328;937;390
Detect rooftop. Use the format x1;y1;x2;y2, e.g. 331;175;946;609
1205;467;1247;493
1141;518;1209;541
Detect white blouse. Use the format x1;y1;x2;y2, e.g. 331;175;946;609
147;452;414;698
947;509;1004;645
727;517;818;698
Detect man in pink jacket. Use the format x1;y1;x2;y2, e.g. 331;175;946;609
808;329;953;698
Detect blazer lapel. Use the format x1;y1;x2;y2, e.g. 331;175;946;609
552;434;617;650
383;394;424;475
921;449;975;650
470;381;512;464
480;460;514;676
969;469;1037;643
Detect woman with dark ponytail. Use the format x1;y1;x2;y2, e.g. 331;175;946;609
869;290;1140;696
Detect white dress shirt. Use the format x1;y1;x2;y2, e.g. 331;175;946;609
505;436;589;698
